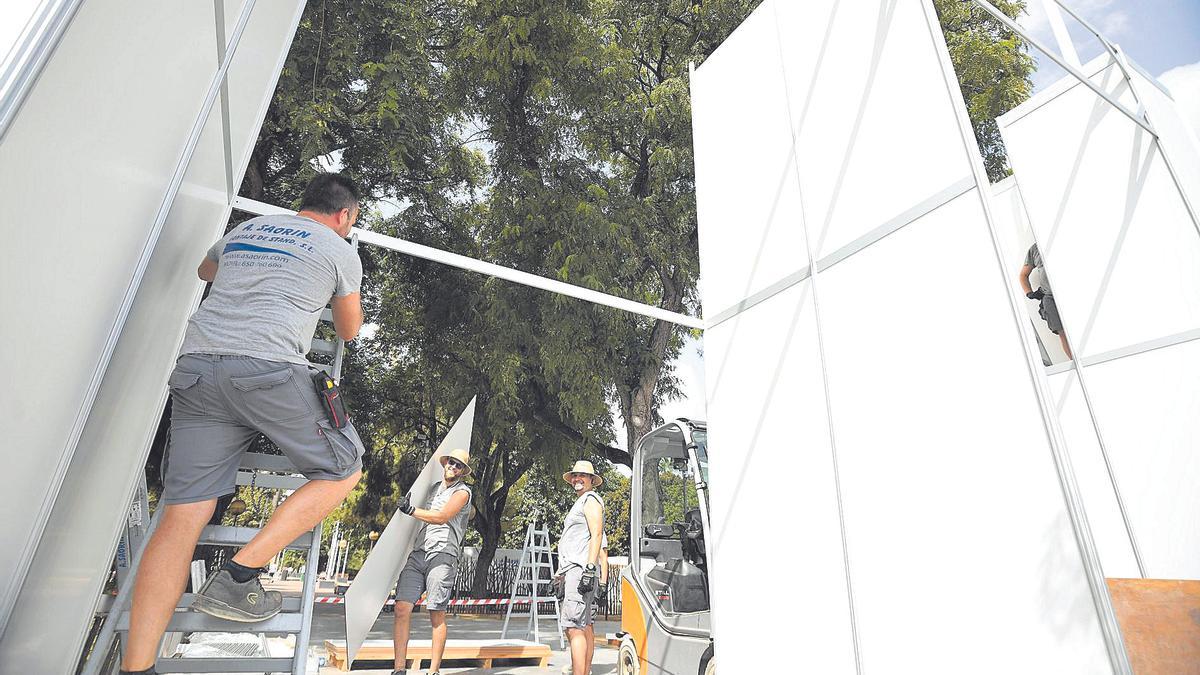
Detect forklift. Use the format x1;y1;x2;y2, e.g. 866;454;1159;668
617;419;715;675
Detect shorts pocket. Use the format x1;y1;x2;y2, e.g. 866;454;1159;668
560;599;587;626
317;419;361;471
427;561;458;608
168;369;205;417
230;367;311;423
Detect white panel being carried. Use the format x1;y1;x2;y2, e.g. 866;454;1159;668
999;53;1200;580
694;0;1123;671
0;0;307;669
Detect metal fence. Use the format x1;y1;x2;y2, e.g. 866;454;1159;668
439;556;624;619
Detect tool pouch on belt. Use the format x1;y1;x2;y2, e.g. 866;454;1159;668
311;371;350;429
551;572;566;601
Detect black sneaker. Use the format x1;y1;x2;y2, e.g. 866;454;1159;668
191;569;283;622
119;668;157;675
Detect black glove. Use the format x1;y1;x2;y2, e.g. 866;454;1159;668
578;564;597;594
594;579;608;602
1026;288;1045;300
398;492;415;516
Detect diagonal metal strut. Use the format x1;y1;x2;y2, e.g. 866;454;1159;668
232;196;705;329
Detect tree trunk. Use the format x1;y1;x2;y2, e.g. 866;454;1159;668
472;519;503;595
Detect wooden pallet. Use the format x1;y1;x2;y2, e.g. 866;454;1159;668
324;638;552;671
1107;578;1200;675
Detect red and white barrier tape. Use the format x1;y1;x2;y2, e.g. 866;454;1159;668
314;596;556;606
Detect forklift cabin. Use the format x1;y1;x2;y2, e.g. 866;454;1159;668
618;419;715;675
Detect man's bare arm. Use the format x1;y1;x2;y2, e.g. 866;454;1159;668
198;257;218;282
584;499;604;567
1019;264;1034;294
330;292;363;341
411;490;470;526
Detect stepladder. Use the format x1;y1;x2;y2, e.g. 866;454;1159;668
82;240;358;675
500;522;564;649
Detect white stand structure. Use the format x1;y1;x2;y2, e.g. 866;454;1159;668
2;0;1195;671
997;43;1200;581
500;523;564;649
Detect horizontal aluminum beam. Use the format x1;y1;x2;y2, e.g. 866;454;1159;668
232;196;704;329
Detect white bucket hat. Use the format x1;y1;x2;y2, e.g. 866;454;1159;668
439;448;472;476
563;460;603;487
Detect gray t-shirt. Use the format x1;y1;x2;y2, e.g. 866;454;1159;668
415;479;473;558
558;491;604;570
1024;243;1053;297
179;214;362;364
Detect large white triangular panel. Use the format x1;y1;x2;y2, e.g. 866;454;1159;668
693;1;1120;671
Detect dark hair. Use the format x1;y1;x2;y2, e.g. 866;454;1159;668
299;173;361;214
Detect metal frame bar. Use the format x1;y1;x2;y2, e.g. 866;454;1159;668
79;510;164;675
923;1;1133;671
292;521;323;675
0;0;85;144
971;0;1155;136
1111;44;1200;240
1046;326;1200;376
6;0;261;642
213;0;236;202
1039;0;1082;69
768;5;861;671
706;176;975;328
232;197;704;329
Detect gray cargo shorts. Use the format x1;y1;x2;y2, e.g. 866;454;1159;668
558;565;596;631
161;354;365;505
395;551;458;612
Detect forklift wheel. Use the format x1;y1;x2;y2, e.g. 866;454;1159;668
704;658;715;675
617;638;640;675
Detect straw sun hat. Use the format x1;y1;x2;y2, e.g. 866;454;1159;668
562;460;603;487
439;448;472;475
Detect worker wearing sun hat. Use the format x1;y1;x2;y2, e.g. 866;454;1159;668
558;460;606;675
391;448;473;675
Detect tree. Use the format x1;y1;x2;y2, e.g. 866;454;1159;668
935;0;1035;181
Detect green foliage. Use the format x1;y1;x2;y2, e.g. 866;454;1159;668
935;0;1035;180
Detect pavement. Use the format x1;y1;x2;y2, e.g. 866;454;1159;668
262;578;620;674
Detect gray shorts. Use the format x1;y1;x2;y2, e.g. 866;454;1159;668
161;354;365;505
1039;294;1064;334
558;565;596;631
395;551;458;612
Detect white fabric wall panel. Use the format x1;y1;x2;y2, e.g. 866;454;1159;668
703;282;856;672
1053;344;1200;579
1047;371;1141;578
691;5;809;318
0;0;306;668
774;0;970;259
819;192;1109;672
999;55;1200;580
0;0;220;632
1130;67;1200;230
694;0;1119;670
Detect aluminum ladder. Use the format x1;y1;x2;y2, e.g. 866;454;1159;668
500;522;564;649
82;251;357;674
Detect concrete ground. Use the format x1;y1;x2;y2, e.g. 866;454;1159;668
264;578;620;674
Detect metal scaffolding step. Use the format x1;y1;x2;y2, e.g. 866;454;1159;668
155;657;295;673
115;608;305;634
198;525;313;550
